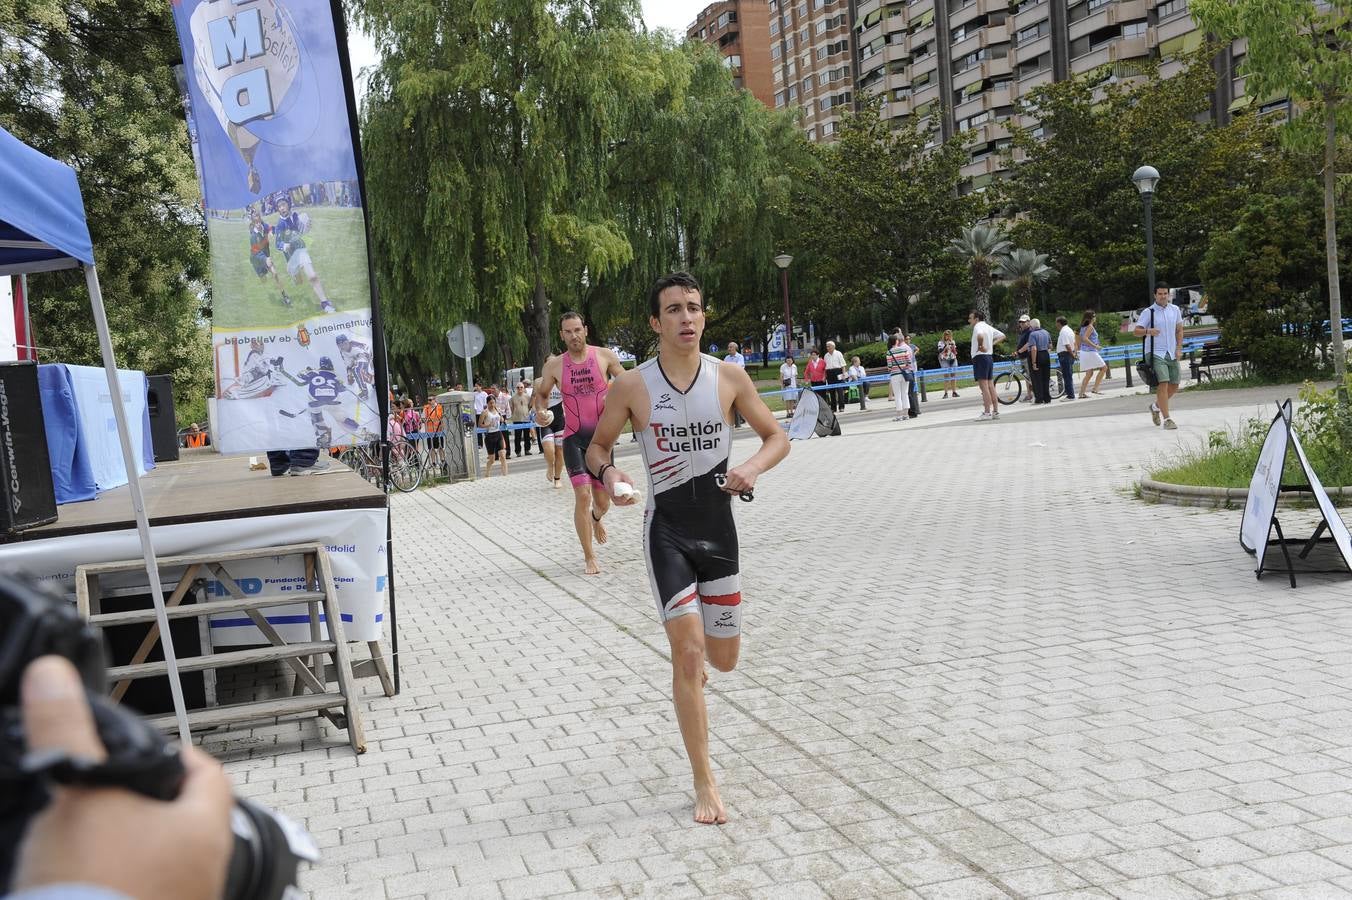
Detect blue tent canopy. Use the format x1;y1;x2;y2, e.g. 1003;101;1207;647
0;125;94;276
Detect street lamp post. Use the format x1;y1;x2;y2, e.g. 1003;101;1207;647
774;253;794;357
1132;165;1161;300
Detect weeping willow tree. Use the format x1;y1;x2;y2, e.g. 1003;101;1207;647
355;0;651;383
587;40;806;361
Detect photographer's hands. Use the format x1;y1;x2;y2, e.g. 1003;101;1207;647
14;656;233;900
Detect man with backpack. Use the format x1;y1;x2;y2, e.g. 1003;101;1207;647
1134;284;1185;430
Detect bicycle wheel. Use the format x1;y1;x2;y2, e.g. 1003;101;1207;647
1050;370;1065;400
994;372;1022;405
389;441;421;493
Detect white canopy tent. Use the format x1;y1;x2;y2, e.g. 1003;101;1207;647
0;124;191;743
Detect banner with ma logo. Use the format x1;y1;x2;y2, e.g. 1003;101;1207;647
171;0;381;452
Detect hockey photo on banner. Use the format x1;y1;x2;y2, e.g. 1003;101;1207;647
170;0;379;452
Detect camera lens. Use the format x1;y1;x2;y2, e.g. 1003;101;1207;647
225;798;318;900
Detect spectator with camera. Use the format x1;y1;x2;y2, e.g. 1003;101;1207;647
7;655;234;900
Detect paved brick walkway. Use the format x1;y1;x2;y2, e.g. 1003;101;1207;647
209;382;1352;899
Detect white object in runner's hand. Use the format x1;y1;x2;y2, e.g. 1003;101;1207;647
537;409;554;425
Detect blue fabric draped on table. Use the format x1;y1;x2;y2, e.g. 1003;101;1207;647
38;363;154;504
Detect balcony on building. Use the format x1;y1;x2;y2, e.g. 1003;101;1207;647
856;0;884;20
949;0;1010;30
961;154;1007;180
911;44;941;78
858;16;885;48
1010;29;1051;67
1016;52;1054;90
951;16;1012;55
1156;27;1203;79
1068;0;1147;43
1011;0;1051;33
953;77;1013;119
912;77;941;108
1153;0;1196;43
906;4;938;48
1069;27;1149;74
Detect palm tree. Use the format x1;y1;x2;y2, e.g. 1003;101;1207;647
999;249;1057;319
948;224;1012;319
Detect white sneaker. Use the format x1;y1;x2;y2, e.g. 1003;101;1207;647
976;412;991;421
1060;396;1074;402
992;410;1000;420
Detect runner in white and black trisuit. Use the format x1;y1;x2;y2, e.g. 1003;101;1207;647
586;271;789;825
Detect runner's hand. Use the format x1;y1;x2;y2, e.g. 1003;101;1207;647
721;465;757;497
604;467;638;505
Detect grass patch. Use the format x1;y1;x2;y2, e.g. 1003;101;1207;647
1183;370;1310;393
1150;379;1352;495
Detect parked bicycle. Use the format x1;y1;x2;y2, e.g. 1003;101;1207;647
337;435;422;493
995;358;1065;405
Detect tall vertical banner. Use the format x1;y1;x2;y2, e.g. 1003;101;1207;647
171;0;380;452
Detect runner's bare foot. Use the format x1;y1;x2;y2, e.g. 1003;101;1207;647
553;476;561;490
702;668;708;688
592;515;608;544
693;781;727;825
584;556;601;576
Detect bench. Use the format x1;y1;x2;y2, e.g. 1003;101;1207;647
1190;343;1247;381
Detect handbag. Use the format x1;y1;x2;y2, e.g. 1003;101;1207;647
1135;306;1159;388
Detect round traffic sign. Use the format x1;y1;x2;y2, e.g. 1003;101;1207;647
446;322;486;359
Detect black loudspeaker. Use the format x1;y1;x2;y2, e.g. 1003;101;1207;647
146;374;179;462
0;361;57;533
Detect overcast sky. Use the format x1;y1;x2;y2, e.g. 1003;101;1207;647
347;0;707;99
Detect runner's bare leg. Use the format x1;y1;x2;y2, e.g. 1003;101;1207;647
665;615;728;824
573;483;599;574
590;483;610;544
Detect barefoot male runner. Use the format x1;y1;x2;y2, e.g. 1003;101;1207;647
586;272;789;824
535;314;626;575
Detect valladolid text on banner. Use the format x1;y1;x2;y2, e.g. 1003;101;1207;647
171;0;380;453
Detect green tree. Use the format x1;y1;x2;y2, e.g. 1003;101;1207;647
1200;189;1347;375
1191;0;1352;380
584;40;804;363
948;224;1012;319
357;0;648;379
998;52;1284;313
999;249;1056;319
790;97;977;338
0;0;212;424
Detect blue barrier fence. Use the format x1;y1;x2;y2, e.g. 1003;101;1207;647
755;333;1226;402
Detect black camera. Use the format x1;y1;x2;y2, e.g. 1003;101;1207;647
0;570;317;898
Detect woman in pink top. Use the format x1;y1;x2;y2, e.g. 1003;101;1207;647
803;349;826;405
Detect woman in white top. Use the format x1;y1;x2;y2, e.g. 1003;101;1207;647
479;394;508;476
847;355;868;410
778;355;798;418
937;330;959;398
1077;309;1108;396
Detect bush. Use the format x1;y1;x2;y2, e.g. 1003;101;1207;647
842;341;888;368
1152;376;1352;489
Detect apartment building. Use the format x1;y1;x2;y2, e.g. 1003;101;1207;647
851;0;1284;191
767;0;857;141
687;0;778;110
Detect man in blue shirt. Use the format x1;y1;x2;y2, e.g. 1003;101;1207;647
1027;318;1052;404
1134;284;1185;430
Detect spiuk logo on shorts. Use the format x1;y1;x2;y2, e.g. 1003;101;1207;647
649;419;723;453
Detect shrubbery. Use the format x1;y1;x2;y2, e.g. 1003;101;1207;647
1152;376;1352;489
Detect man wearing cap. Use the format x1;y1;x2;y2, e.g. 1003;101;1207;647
1013;315;1035;402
